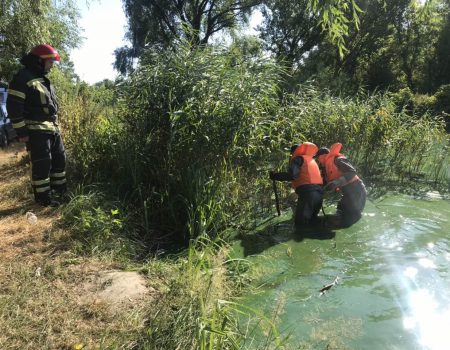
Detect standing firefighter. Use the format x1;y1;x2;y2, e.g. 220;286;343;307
315;143;366;228
7;44;66;207
270;142;324;225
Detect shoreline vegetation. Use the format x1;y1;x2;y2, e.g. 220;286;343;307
1;45;448;349
1;0;450;347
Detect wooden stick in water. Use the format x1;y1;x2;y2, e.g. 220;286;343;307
319;275;339;295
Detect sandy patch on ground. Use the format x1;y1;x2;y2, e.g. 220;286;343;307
81;270;154;309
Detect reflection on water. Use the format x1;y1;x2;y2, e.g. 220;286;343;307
417;257;437;269
403;289;450;350
400;251;450;350
234;195;450;349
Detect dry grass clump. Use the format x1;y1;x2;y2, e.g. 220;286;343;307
0;147;153;349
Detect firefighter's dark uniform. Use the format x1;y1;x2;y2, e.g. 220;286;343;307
7;54;66;206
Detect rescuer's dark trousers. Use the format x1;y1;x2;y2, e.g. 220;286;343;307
294;185;324;226
27;132;66;205
335;180;367;228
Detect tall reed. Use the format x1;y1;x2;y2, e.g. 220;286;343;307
54;45;449;243
137;236;282;349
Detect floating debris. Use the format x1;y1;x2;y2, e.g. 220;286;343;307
286;246;292;258
319;275;339;295
424;191;442;200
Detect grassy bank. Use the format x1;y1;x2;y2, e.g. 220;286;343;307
0;149;147;349
0;147;279;349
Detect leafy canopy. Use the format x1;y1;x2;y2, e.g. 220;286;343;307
0;0;81;81
115;0;260;74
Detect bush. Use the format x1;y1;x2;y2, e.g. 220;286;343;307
434;84;450;130
58;191;140;259
105;44;283;243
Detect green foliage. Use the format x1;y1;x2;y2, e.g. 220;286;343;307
136;236;282;349
434;84;450;113
115;0;260;74
58;191;140;259
300;0;450;95
279;88;449;189
65;44;449;246
2;2;448;348
430;84;450;130
389;85;450;127
0;0;81;81
258;0;323;71
430;8;450;88
115;0;367;75
309;0;363;57
48;68;120;182
110;45;282;242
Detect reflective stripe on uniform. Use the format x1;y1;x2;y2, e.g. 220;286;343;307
27;124;56;131
30;81;47;104
24;119;56;131
32;178;50;186
50;171;66;185
8;89;26;99
50;179;67;185
26;79;48;115
26;78;45;87
12;121;26;128
35;186;51;193
50;171;66;178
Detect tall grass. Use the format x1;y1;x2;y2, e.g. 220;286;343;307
56;190;143;260
50;70;120;183
106;45;283;243
54;44;449;244
136;236;283;350
270;89;449;188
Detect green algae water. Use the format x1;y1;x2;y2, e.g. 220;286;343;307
233;193;450;349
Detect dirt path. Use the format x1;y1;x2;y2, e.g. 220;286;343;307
0;143;48;261
0;144;152;349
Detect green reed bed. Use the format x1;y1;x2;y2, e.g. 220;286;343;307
57;44;449;243
51;44;449;349
134;236;282;350
266;89;449;193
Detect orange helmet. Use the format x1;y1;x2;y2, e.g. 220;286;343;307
30;44;60;62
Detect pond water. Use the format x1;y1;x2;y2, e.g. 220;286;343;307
232;194;450;350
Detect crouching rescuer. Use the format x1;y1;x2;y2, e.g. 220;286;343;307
270;142;324;226
315;143;366;228
7;44;67;207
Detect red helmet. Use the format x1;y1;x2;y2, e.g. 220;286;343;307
30;44;60;62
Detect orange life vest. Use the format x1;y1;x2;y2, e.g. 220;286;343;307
317;143;359;186
290;142;323;189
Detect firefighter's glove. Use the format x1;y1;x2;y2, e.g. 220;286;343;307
324;176;346;192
